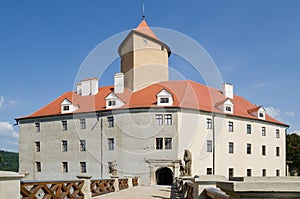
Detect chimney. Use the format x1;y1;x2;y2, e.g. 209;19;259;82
114;73;124;93
77;78;99;96
223;83;233;99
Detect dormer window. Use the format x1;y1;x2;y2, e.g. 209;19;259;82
105;93;124;109
216;98;234;114
156;89;173;106
160;98;169;103
60;99;78;114
63;106;70;111
248;106;266;120
259;112;264;118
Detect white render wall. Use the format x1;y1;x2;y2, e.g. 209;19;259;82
19;108;287;184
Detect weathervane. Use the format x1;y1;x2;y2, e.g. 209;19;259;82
142;4;145;20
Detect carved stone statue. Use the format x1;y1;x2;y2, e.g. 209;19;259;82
111;160;118;177
183;149;192;176
179;160;185;177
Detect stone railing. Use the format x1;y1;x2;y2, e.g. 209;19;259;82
90;179;115;197
118;178;129;190
132;177;139;186
20;180;84;199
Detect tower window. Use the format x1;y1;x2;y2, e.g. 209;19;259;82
262;169;266;177
35;123;40;132
247;143;252;154
35;141;40;152
276;129;280;138
107;116;114;128
228;121;234;132
207;140;212;153
80;162;87;173
229;168;234;178
246;124;251;134
80;119;86;129
262;145;266;156
262;127;266;136
62;140;68;152
108;138;114;150
36;162;41;172
80;140;86;152
62;162;68;173
229;142;234;154
276;147;280;157
62;121;67;131
207;118;212;129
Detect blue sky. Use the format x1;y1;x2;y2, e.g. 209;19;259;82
0;0;300;152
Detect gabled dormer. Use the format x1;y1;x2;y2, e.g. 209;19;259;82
156;89;173;106
105;93;124;109
248;106;266;120
60;99;79;114
216;98;234;114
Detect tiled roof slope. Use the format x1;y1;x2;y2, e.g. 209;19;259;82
135;19;159;40
17;80;287;126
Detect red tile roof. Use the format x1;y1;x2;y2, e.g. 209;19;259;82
17;80;288;126
135;19;159;40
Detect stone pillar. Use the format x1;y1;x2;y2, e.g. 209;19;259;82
0;171;25;199
149;164;155;185
127;177;133;188
173;160;180;178
114;178;120;192
76;175;92;199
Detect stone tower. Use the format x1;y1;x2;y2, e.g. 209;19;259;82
118;19;171;92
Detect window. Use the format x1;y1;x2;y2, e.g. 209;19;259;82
247;143;251;154
80;162;87;173
108;138;114;150
62;121;67;131
228;121;234;132
207;168;213;175
62;140;68;152
262;145;266;156
247;169;252;177
156;114;163;125
108;101;116;106
206;118;212;129
164;114;172;125
262;169;266;177
156;138;163;150
35;123;40;132
107;116;114;128
246;124;251;134
229;142;234;154
207;140;212;153
80;140;86;152
229;168;234;178
35;141;40;152
160;98;169;103
262;127;266;136
108;162;113;173
63;106;69;111
276;169;280;176
62;162;68;173
259;112;264;118
36;162;41;172
276;147;280;157
80;119;86;129
165;138;172;150
226;106;232;112
276;129;280;138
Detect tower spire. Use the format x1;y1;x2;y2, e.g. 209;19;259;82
142;4;145;20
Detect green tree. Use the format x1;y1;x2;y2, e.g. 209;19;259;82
286;133;300;175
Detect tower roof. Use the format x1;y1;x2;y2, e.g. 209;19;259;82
134;19;159;40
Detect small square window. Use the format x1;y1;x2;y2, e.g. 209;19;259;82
108;116;114;128
156;114;163;125
226;106;232;112
206;118;212;129
62;162;68;173
63;106;69;111
247;143;251;154
80;119;86;129
207;168;212;175
35;141;40;152
156;138;163;150
35;123;40;132
108;138;114;150
80;140;86;152
262;145;266;156
108;101;116;106
276;129;280;138
62;121;67;131
228;121;234;132
160;98;169;103
80;162;87;173
62;140;68;152
262;127;266;136
229;142;234;154
247;169;252;177
165;138;172;150
259;112;264;118
207;140;212;152
246;124;251;134
164;114;172;125
36;162;41;172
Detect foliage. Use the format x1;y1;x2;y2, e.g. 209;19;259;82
0;150;18;172
286;133;300;175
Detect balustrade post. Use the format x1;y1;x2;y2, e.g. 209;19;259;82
114;178;120;192
125;176;133;188
77;175;92;199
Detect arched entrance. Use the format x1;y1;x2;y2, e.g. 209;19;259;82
155;167;173;185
